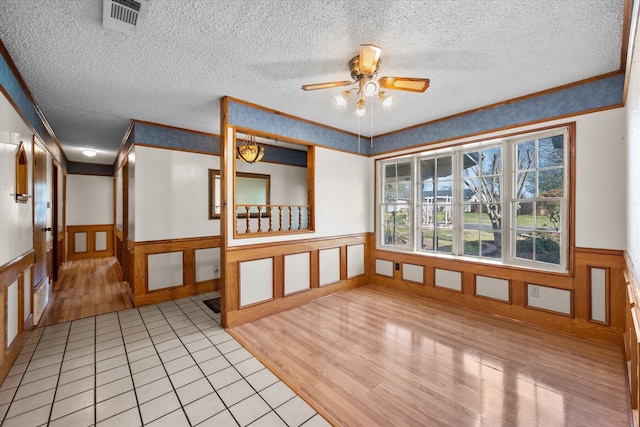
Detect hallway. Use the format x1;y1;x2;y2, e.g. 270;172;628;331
39;258;133;327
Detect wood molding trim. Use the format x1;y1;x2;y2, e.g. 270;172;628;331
67;224;115;260
132;119;220;138
0;250;35;289
374;72;623;140
372;246;626;346
133;142;219;158
225;96;361;138
223;233;371;328
0;316;33;386
133;236;222;252
0;250;36;386
125;236;222;307
624;251;640;422
0;40;67;165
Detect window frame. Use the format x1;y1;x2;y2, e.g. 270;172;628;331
376;125;573;274
379;159;414;250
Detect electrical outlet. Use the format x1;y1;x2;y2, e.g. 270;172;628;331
395;263;400;271
529;285;539;298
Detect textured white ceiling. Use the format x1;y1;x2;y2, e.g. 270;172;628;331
0;0;625;165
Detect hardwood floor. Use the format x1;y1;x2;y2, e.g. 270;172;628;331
230;284;631;427
39;257;132;326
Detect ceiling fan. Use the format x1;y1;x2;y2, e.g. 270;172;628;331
301;44;430;115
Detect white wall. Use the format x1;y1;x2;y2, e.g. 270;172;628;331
128;149;136;241
134;145;219;241
314;147;373;236
236;158;307;207
627;14;640;275
372;108;627;252
574;108;626;249
228;142;373;247
57;166;64;232
66;174;113;225
0;91;33;265
115;166;122;231
235;156;309;233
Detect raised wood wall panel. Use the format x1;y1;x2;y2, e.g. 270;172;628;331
33;276;51;325
273;255;284;300
124;240;135;303
0;251;35;385
631;305;640;411
576;248;626;329
115;228;123;268
56;231;65;272
626;283;635;361
373;247;626;346
0;251;35;288
67;224;114;260
310;250;319;289
623;253;640;421
46;237;53;281
224;234;370;327
127;236;222;307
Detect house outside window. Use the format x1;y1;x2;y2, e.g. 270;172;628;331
377;126;570;272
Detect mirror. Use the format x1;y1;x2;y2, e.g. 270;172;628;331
210;170;271;219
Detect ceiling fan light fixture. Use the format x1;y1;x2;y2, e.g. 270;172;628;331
355;98;366;117
301;44;429;118
335;90;350;107
236;134;265;164
362;79;379;97
379;91;393;108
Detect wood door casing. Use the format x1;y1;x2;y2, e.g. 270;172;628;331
33;139;48;287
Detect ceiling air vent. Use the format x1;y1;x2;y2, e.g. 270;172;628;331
102;0;149;36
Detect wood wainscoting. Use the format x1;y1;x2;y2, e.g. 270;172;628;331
0;250;35;384
624;254;640;426
67;224;114;260
56;230;65;274
223;233;371;327
118;236;222;307
372;246;626;346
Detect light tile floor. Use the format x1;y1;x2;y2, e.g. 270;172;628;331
0;292;330;427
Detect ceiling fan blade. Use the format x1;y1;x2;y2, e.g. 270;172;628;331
359;44;382;75
379;77;430;92
301;81;354;91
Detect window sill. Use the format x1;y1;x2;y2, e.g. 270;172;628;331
376;245;571;276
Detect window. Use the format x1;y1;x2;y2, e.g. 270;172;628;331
511;133;566;266
381;161;412;249
378;127;570;272
461;146;502;259
419;154;455;254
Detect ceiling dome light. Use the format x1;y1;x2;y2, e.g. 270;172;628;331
82;149;97;157
355;98;366;117
335;90;350;107
362;79;379;97
379;91;393;109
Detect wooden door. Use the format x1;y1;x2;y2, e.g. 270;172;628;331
33;140;48;288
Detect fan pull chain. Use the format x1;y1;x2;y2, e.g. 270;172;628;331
357;115;361;154
370;101;374;148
